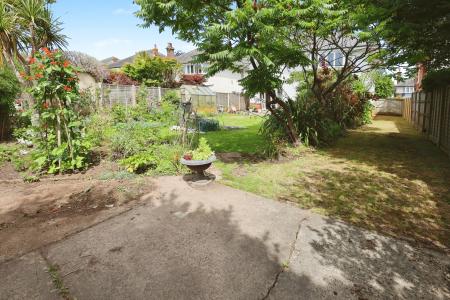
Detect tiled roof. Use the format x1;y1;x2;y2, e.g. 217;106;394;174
176;49;201;64
108;50;166;69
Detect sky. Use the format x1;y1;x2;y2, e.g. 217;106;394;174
51;0;195;60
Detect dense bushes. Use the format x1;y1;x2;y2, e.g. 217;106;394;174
373;72;394;98
0;66;21;140
262;75;373;152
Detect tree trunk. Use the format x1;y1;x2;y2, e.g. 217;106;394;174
267;91;299;145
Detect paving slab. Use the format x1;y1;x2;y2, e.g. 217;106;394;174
41;177;307;299
0;251;59;300
2;176;449;299
270;213;450;300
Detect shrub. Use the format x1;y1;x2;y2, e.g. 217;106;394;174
110;121;159;158
162;90;181;106
198;118;220;132
373;72;394;98
191;137;214;160
0;65;21;140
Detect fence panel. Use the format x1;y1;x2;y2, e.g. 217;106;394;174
403;86;450;156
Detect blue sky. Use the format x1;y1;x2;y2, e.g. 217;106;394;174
52;0;195;60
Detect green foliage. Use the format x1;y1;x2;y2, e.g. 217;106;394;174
422;69;450;92
110;121;159;158
198;118;220;132
122;52;181;87
119;144;186;175
192;137;214;160
26;48;91;174
162;90;180;106
355;0;450;70
373;72;394;98
0;65;21;113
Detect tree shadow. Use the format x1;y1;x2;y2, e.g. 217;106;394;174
288;217;450;299
39;191;334;299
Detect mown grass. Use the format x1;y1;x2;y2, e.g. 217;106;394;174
215;116;450;250
203;114;266;154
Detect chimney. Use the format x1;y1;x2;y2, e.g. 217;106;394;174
151;44;159;57
166;42;175;58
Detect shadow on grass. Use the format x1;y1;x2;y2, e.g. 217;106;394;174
282;168;449;249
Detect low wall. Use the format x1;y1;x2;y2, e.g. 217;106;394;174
371;99;403;116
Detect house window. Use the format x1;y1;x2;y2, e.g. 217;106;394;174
404;86;414;94
184;63;208;74
327;51;344;67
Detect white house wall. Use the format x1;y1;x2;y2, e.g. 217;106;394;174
205;70;244;94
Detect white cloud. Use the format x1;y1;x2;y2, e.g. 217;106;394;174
94;38;132;49
112;8;133;15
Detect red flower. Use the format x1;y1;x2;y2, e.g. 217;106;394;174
19;71;26;78
34;73;43;79
28;57;36;64
38;64;45;70
63;86;72;92
63;60;70;68
42;102;49;109
50;61;57;65
42;47;51;55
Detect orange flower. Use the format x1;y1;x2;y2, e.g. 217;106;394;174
19;71;26;78
63;86;72;92
63;60;70;68
50;61;57;65
34;73;43;79
28;57;36;64
42;102;49;109
38;64;45;70
42;47;51;55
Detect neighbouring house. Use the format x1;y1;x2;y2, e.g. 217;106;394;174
107;44;169;71
101;56;119;66
394;79;415;98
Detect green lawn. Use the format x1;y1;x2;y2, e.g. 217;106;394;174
204;114;267;154
213;115;450;250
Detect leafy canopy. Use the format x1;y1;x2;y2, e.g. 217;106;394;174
122;52;180;87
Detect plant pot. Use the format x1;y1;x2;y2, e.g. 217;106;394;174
180;155;216;176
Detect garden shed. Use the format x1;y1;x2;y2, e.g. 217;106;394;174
181;85;216;111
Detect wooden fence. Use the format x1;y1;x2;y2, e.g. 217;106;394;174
402;86;450;156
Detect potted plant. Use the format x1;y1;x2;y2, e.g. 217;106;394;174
180;137;216;176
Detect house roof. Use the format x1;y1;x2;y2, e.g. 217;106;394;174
395;78;415;87
108;50;166;69
101;56;119;64
176;49;201;64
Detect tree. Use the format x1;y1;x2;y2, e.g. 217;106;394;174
0;0;67;76
356;0;450;70
373;72;394;98
135;0;383;144
64;51;107;81
122;52;181;87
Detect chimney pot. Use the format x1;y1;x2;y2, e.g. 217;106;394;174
166;42;175;58
151;44;159;57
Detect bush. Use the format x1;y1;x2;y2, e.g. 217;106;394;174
0;65;21;139
110;121;159;158
373;72;394;98
198;118;220;132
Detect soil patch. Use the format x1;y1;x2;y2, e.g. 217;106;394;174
0;172;155;262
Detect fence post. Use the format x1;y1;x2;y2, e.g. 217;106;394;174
227;93;230;111
238;93;241;111
99;82;104;108
131;85;137;106
158;87;162;102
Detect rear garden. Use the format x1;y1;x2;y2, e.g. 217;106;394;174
205;114;450;250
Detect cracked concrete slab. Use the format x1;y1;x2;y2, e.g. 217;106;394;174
269;213;450;299
0;252;59;300
2;177;449;299
40;177;307;299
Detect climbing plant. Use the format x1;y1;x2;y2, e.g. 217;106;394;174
25;48;91;173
